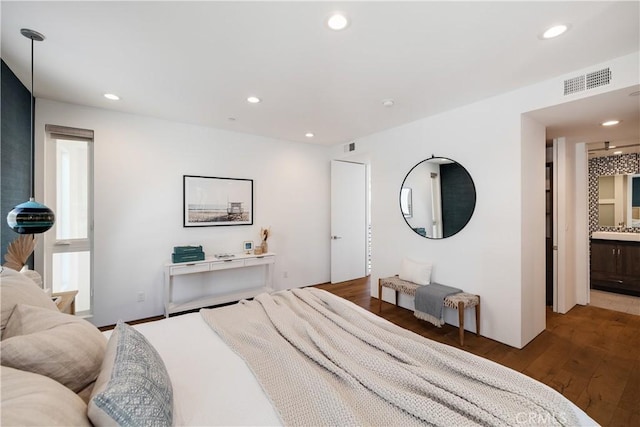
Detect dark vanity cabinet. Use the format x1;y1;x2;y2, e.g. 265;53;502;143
590;239;640;296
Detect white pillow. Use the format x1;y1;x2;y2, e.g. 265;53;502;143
399;258;432;285
1;304;107;392
89;321;173;427
1;366;91;426
0;267;58;339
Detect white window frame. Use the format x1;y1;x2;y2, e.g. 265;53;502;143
43;125;94;317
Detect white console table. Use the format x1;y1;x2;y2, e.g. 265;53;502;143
163;253;275;317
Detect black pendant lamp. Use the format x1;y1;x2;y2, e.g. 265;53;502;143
6;29;55;234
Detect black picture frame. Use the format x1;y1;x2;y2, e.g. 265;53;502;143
183;175;253;227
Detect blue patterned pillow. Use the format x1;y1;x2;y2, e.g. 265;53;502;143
88;321;173;427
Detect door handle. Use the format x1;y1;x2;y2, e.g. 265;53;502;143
331;236;342;240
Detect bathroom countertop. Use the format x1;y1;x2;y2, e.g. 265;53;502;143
591;231;640;242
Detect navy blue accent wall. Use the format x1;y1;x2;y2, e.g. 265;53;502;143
1;60;32;264
440;162;476;238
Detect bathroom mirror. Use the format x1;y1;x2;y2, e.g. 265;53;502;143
400;157;476;239
598;173;640;228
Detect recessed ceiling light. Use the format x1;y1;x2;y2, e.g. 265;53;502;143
382;99;394;108
305;132;314;138
613;151;623;155
247;96;261;104
541;24;568;39
104;93;120;101
601;120;620;126
327;13;349;31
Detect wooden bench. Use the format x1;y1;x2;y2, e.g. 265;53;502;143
378;276;480;346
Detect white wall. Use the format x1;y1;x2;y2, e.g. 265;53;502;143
35;100;331;327
520;115;546;344
331;51;639;348
345;97;526;347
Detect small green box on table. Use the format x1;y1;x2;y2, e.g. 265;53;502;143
172;246;205;263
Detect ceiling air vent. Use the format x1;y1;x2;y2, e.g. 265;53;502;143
586;67;611;90
564;75;585;95
344;142;356;152
564;67;612;96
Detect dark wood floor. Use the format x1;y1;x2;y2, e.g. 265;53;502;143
315;277;640;427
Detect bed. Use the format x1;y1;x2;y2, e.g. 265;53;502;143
1;267;598;426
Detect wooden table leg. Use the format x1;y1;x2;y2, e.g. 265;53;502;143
475;296;480;337
458;301;465;346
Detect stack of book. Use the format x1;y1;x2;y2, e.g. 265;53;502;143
172;245;205;263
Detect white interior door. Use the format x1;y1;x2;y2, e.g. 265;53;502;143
331;160;366;284
552;140;561;313
553;137;584;313
430;171;443;238
575;142;590;306
554;137;578;313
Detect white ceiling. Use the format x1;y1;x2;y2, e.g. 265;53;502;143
527;84;640;158
1;1;639;146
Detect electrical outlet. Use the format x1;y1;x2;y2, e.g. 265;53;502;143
137;291;145;302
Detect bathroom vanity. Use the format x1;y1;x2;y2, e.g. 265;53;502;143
590;232;640;297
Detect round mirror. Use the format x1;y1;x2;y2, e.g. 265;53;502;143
400;157;476;239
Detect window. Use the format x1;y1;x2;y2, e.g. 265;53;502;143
44;125;94;316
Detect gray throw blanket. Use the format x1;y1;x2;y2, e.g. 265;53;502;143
414;282;462;327
201;288;579;427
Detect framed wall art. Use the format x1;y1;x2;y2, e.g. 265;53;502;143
183;175;253;227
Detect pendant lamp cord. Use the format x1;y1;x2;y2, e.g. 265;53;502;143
29;36;35;199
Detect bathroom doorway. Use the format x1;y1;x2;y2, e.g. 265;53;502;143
527;85;638;314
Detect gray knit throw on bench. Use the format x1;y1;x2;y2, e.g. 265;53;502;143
414;282;462;327
201;288;579;427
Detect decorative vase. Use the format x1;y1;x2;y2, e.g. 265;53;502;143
261;241;268;253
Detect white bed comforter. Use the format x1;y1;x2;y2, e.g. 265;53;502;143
119;312;282;426
119;290;597;426
202;288;584;426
